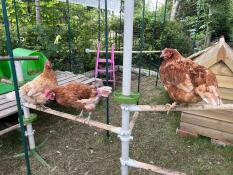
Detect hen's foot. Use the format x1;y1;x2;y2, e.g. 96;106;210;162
74;110;84;121
83;112;92;125
165;102;177;114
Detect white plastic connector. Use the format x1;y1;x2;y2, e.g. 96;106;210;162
25;129;35;136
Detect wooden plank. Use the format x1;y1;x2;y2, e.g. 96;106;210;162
181;113;233;134
0;94;6;100
55;70;73;75
216;75;233;88
58;75;86;85
0;71;92;119
187;46;211;60
209;62;233;77
81;78;96;84
0;101;17;111
0;106;18;119
224;56;233;73
194;47;218;68
0;98;14;105
219;87;233;100
58;73;84;82
57;74;77;82
182;110;233;124
56;72;75;79
180;122;233;143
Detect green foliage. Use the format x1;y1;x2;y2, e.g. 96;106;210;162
4;0;232;73
160;21;193;56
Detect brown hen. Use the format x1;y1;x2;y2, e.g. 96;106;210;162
6;60;58;108
46;82;112;122
159;48;222;111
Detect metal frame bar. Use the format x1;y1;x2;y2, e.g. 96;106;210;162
104;0;110;137
137;0;146;93
0;56;39;60
1;0;31;174
86;49;161;54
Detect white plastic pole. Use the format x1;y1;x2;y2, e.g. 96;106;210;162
23;106;36;150
122;0;134;96
15;61;24;82
120;1;135;175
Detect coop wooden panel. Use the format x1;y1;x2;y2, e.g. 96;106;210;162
210;62;233;77
181;113;233;134
180;122;233;143
216;75;233;88
219;87;233;100
182;110;233;124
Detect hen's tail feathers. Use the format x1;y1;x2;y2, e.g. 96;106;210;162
199;86;223;106
97;86;112;97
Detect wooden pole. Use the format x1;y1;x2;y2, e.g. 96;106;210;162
122;104;233;112
86;49;161;54
23;103;121;134
129;112;139;131
0;56;39;60
0;124;20;136
127;159;186;175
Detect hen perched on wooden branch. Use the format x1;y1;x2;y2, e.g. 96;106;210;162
159;48;222;113
6;60;58;108
45;82;112;122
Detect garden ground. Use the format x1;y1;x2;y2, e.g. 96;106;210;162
0;72;233;175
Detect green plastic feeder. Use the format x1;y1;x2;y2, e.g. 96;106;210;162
113;91;140;104
0;61;14;94
13;48;47;81
0;48;48;94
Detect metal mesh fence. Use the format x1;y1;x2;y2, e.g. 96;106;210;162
1;0;231;75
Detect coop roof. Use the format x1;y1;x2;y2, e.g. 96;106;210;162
58;0;121;12
188;37;233;72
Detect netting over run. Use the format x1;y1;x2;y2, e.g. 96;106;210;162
58;0;121;12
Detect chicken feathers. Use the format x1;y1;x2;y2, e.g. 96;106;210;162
46;82;112;112
6;60;58;105
159;48;222;106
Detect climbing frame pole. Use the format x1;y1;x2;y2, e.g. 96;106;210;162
137;0;145;93
13;0;20;45
120;0;135;174
104;0;110;137
66;0;72;72
1;0;31;174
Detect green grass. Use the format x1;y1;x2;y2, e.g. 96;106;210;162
0;74;233;175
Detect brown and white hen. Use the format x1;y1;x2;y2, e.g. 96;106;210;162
45;82;112;122
159;48;222;112
6;60;58;108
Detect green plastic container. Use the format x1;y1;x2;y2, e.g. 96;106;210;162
113;91;140;104
0;48;47;94
0;61;14;94
13;48;47;81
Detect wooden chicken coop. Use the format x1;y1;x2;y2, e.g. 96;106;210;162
178;37;233;144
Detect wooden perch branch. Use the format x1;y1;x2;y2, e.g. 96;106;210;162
123;104;233;112
127;159;186;175
129;112;139;131
0;124;20;136
86;49;161;54
0;56;39;61
23;103;121;134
